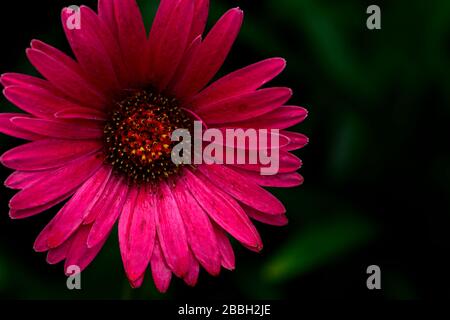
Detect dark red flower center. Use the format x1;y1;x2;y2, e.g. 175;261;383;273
103;90;191;183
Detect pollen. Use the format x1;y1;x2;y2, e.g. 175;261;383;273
103;90;191;184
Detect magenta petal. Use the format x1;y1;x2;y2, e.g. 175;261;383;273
97;0;117;35
87;175;129;248
64;224;107;274
96;0;130;86
281;131;309;151
172;178;221;276
55;107;107;121
151;239;172;293
147;0;179;64
172;8;243;98
183;252;200;287
197;88;292;124
11;117;103;140
33;165;112;252
118;185;138;274
230;167;304;188
9;152;104;210
113;0;147;85
189;0;209;41
156;181;190;278
183;169;262;251
1;139;101;171
0;113;44;140
147;0;194;91
119;185;156;282
213;225;235;270
167;35;202;93
231;150;302;173
1;73;53;89
220;106;308;130
209;128;290;151
3;85;86;119
46;240;71;265
244;205;289;226
10;194;72;220
62;6;120;95
189;58;286;108
198;165;286;215
5;170;53;190
27;42;106;109
130;275;145;289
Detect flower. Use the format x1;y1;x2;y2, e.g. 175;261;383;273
0;0;308;292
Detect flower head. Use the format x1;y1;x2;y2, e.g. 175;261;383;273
0;0;308;292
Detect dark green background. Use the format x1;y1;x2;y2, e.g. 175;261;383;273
0;0;449;299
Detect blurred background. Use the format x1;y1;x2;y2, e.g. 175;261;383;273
0;0;449;299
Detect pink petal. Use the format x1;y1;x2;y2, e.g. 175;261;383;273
0;113;44;140
130;275;145;289
96;0;130;86
27;42;106;109
10;194;72;220
1;139;101;171
189;0;209;41
98;0;117;35
172;178;221;276
62;6;120;95
198;165;286;215
11;117;103;140
28;40;108;106
147;0;195;91
119;185;156;282
113;0;147;85
171;8;243;98
3;85;87;119
244;205;288;226
231;150;302;173
197;88;292;125
188;58;286;108
229;167;304;188
281;131;309;151
167;35;202;92
118;185;138;275
183;252;200;287
156;181;190;277
46;240;71;265
220;106;308;130
33;165;112;252
1;73;53;89
86;175;129;248
150;239;172;293
64;224;107;274
207;128;290;152
182;169;262;251
55;107;107;121
213;225;235;270
9;152;104;210
5;170;52;190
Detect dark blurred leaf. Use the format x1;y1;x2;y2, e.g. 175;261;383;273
261;213;377;284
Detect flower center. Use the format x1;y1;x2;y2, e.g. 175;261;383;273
103;90;191;183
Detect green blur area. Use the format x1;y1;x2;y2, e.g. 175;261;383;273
0;0;449;299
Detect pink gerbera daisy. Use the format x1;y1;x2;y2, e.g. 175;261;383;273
0;0;308;292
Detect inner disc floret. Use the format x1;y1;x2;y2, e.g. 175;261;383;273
103;90;191;183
